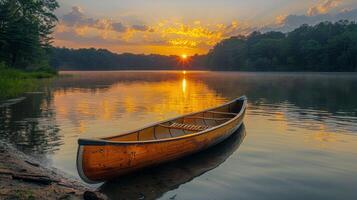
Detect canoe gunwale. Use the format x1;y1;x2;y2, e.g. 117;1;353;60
78;96;247;146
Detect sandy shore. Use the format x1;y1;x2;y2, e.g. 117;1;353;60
0;143;106;200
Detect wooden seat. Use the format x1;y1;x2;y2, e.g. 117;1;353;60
159;122;210;131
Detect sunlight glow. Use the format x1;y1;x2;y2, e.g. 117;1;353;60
181;54;188;60
182;78;187;94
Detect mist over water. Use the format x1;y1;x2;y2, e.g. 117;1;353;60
0;71;356;199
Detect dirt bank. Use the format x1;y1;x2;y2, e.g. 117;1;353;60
0;143;106;200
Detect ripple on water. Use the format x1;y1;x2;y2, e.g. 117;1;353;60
248;102;357;134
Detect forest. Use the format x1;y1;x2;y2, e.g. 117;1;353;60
50;48;206;70
206;20;357;71
51;21;357;72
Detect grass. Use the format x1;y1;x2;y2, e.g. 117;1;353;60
0;66;56;100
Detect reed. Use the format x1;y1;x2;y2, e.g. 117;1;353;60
0;63;56;100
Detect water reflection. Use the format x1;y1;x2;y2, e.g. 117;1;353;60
187;72;357;134
100;125;246;200
1;71;356;158
0;93;61;155
53;72;227;139
182;77;187;94
0;71;356;199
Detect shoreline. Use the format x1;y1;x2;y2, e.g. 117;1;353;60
0;142;106;200
0;68;57;100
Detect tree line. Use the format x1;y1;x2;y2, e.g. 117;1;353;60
206;20;357;71
50;48;206;70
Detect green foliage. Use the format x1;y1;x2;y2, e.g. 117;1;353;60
206;21;357;71
0;64;55;99
0;0;59;69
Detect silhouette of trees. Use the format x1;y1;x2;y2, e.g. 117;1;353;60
206;20;357;71
50;48;206;70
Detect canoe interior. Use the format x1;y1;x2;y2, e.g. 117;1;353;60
102;98;245;142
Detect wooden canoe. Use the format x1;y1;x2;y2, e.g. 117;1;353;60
77;96;247;183
100;125;246;199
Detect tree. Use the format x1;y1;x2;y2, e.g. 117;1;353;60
205;21;357;71
0;0;59;69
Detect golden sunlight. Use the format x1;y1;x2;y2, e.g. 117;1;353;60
181;54;188;60
182;78;187;94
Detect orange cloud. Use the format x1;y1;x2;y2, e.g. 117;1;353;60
54;7;252;55
275;14;288;25
307;0;342;16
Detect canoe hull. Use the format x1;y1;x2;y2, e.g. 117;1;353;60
77;97;247;183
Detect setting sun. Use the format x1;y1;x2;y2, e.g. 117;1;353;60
181;54;188;60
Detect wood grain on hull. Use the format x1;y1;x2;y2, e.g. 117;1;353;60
77;96;247;183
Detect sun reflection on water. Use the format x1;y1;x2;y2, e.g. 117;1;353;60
182;78;187;94
52;72;227;139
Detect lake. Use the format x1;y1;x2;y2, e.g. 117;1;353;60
1;71;357;200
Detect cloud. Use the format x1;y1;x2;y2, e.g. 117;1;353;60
131;25;149;31
264;0;353;32
57;6;156;45
56;3;357;55
112;22;127;32
55;30;130;46
56;3;357;56
307;0;342;16
275;15;288;25
60;6;132;34
62;6;95;26
56;6;250;54
266;8;357;32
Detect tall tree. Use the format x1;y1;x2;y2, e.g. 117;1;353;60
0;0;59;69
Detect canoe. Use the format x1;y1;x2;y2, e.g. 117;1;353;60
77;96;247;183
100;125;246;199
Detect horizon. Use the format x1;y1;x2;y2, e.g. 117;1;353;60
54;0;357;56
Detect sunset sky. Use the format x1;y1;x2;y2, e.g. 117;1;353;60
54;0;357;55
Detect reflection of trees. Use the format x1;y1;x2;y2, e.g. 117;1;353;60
199;73;357;114
100;125;246;200
0;92;62;154
2;71;353;154
54;71;357;134
199;72;357;133
55;71;186;90
195;72;357;114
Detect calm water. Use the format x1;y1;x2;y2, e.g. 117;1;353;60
1;71;357;200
